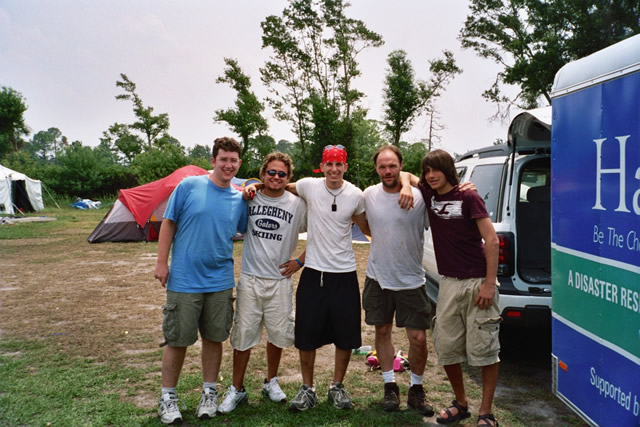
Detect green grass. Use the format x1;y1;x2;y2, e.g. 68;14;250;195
0;202;111;241
0;338;430;426
0;339;148;426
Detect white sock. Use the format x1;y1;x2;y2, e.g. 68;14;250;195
410;371;423;387
161;387;177;397
382;369;395;384
203;382;217;391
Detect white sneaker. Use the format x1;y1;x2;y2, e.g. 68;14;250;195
158;393;183;424
217;385;248;414
262;377;287;403
196;387;218;419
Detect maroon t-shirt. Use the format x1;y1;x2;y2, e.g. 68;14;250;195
418;183;490;279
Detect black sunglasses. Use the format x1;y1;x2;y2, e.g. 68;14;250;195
267;170;288;178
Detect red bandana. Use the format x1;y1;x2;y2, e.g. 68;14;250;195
322;146;347;164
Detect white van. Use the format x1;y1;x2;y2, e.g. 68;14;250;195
422;107;552;329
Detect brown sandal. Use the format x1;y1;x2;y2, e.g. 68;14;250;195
436;400;471;424
477;413;499;427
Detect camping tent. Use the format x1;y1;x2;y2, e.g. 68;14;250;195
88;165;209;243
88;166;261;243
0;164;45;215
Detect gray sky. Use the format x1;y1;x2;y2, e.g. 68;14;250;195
0;0;518;156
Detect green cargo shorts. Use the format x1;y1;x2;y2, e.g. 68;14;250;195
162;289;234;347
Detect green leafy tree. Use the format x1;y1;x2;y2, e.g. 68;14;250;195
383;50;461;146
215;58;269;156
400;141;428;178
275;139;295;156
237;135;277;179
460;0;640;117
261;0;383;170
47;127;64;160
25;127;66;162
115;73;170;151
28;130;54;161
349;111;386;188
43;141;135;198
188;144;211;161
131;144;189;184
0;86;29;158
2;150;40;180
100;123;143;165
187;144;214;170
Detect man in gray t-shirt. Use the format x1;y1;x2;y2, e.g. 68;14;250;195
362;145;434;416
218;152;307;414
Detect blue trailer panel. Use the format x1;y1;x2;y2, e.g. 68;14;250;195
551;34;640;426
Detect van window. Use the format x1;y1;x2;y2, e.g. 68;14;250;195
456;166;467;181
468;164;504;222
518;159;550;202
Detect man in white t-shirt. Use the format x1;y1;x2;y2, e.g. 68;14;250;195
218;152;307;415
362;145;434;416
244;145;370;412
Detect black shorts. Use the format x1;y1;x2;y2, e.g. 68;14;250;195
294;267;361;351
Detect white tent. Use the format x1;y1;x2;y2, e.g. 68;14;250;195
0;164;44;215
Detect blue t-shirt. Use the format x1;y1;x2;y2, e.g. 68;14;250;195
164;175;247;293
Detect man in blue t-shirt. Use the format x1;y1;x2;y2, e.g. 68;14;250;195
154;137;248;424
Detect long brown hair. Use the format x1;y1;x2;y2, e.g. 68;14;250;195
420;149;459;188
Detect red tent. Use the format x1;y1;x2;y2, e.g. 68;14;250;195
88;165;209;243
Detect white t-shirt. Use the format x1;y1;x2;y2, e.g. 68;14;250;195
241;190;307;279
364;183;427;290
296;177;365;273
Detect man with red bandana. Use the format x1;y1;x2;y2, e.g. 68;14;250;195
244;144;373;412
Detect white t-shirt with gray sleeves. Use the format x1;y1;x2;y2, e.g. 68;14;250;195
296;177;365;273
364;183;427;290
241;190;307;279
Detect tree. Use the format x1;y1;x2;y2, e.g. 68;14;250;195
188;144;211;161
131;144;189;184
459;0;640;118
100;123;143;165
424;106;446;152
0;86;29;159
382;50;461;146
47;127;64;160
24;127;66;162
349;112;386;188
115;73;170;151
214;58;269;155
260;0;383;171
28;130;54;161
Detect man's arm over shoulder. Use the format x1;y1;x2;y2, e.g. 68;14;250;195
399;171;421;210
286;182;298;196
352;212;370;237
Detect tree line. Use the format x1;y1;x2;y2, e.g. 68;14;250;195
1;0;638;200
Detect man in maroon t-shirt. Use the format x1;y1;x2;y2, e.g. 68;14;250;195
401;149;500;427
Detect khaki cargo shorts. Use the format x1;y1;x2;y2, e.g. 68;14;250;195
162;289;234;347
230;273;295;351
432;276;501;367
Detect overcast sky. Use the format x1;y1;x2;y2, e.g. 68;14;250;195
0;0;519;157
